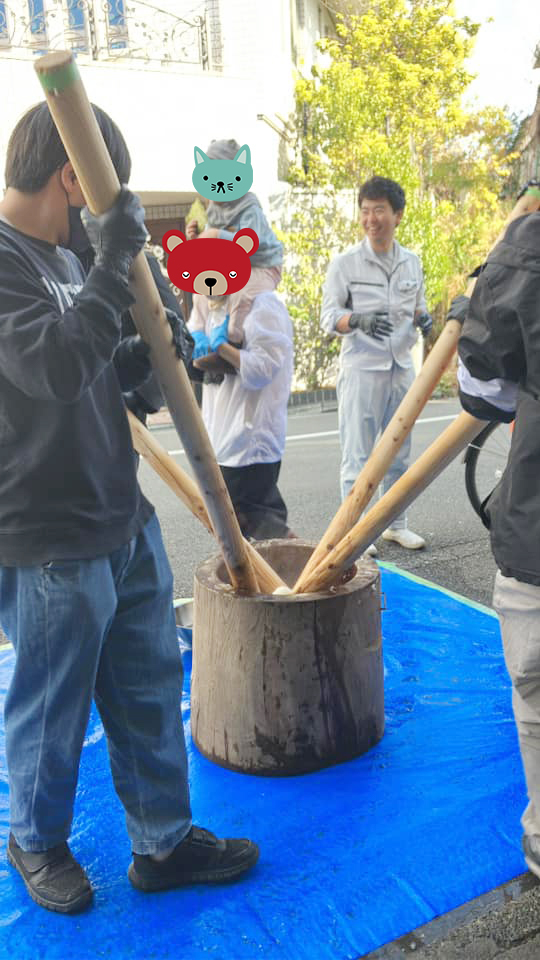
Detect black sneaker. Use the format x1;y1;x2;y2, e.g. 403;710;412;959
7;833;93;914
128;826;259;892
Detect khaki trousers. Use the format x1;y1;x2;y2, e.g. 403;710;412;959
494;570;540;852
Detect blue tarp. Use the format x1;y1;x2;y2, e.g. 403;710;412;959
0;566;526;959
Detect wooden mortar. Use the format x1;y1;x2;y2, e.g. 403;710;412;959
191;539;384;775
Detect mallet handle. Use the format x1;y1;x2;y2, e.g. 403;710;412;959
127;409;212;532
35;50;258;594
127;410;287;594
296;413;485;595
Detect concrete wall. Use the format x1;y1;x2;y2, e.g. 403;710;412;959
0;0;333;210
0;56;279;201
0;0;314;205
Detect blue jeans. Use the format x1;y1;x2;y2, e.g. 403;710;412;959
0;513;192;854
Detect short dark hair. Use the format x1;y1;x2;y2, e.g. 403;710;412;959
358;176;406;213
5;102;131;193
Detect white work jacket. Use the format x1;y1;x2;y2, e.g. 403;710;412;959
198;292;293;467
320;237;427;371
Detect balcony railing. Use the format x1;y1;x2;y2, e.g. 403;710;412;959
0;0;210;66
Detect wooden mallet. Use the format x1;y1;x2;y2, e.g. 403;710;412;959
127;410;287;594
293;185;540;594
34;50;259;593
294;411;486;594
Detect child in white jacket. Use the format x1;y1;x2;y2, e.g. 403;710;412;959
187;139;283;352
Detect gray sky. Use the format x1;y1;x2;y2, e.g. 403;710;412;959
454;0;540;118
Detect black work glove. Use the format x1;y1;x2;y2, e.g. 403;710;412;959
81;186;147;284
446;294;470;326
124;389;159;421
415;311;433;338
348;311;393;341
166;308;194;365
204;371;225;385
132;309;193;362
468;264;486;279
113;334;152;394
118;309;193;388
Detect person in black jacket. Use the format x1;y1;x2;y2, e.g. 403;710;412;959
0;102;258;915
457;190;540;880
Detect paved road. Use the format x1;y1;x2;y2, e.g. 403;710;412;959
140;398;540;960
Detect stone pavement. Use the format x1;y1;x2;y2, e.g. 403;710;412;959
365;874;540;959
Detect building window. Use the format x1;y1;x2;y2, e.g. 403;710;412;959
65;0;89;53
296;0;305;29
106;0;128;50
0;1;9;45
28;0;48;48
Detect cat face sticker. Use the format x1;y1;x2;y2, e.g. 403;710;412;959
192;144;253;202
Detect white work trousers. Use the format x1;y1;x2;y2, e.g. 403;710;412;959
494;571;540;846
337;363;414;526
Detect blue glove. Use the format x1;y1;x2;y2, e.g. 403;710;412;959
209;315;230;352
415;311;433;338
192;330;210;360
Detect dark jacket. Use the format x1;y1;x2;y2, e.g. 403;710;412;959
0;219;153;566
458;213;540;585
122;252;181;417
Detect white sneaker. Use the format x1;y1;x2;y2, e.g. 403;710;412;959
382;528;425;550
364;543;378;557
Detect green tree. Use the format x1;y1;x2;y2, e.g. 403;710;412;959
276;190;358;388
186;197;207;232
282;0;517;385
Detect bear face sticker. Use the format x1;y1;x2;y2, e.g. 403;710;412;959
162;228;259;296
192;144;253;202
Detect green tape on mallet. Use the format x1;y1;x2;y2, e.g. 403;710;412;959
35;52;78;96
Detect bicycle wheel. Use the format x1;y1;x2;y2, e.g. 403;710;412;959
464;421;512;526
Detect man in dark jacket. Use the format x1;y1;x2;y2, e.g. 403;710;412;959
0;102;258;915
457;192;540;879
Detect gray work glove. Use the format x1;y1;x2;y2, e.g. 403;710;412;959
166;308;194;364
131;309;194;366
415;311;433;338
81;186;147;284
446;294;470;326
348;311;393;341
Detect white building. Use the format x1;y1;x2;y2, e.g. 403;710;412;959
0;0;336;240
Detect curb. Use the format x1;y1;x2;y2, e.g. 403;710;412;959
147;389;338;430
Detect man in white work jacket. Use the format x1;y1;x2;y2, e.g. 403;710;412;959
321;176;431;555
